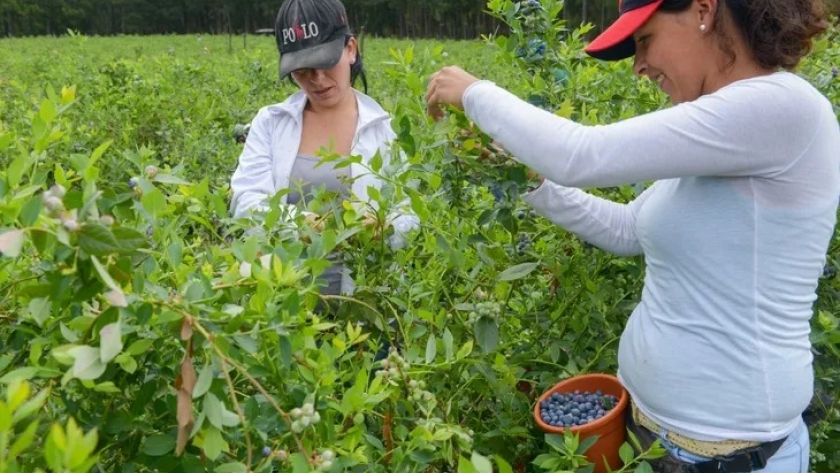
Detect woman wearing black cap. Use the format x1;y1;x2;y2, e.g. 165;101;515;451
427;0;838;472
230;0;418;301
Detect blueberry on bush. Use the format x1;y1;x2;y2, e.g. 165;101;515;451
261;446;272;457
538;390;619;428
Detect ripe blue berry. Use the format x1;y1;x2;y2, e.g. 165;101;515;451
128;177;139;188
539;390;619;428
262;446;272;457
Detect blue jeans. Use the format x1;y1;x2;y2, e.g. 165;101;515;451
659;418;810;473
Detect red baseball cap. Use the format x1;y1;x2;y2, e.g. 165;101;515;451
584;0;665;60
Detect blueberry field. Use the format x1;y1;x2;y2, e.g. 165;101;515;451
1;1;839;472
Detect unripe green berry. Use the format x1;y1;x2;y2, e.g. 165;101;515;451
49;184;66;198
62;218;79;232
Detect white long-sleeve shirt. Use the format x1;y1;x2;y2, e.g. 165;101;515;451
464;71;840;442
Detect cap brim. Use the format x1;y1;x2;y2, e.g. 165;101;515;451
279;36;345;79
584;0;663;61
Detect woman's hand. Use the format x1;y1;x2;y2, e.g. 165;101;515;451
304;212;325;233
426;66;481;120
362;214;382;239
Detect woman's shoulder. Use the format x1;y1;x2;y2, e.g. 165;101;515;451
717;71;830;111
261;90;308;117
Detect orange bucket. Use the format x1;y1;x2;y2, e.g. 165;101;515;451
533;373;629;473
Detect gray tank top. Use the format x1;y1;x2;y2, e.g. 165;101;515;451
286;155;351;205
287;154;351;297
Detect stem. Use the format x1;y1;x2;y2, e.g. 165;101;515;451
157;301;313;464
220;357;253;471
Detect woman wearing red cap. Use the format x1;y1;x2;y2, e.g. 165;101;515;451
427;0;838;472
231;0;418;302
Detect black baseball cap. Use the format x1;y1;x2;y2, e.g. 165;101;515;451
275;0;351;78
584;0;665;60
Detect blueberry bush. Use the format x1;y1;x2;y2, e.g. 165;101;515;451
0;1;838;472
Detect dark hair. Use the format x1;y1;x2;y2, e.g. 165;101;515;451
659;0;829;70
348;34;369;94
287;34;368;94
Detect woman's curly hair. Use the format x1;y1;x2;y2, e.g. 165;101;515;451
723;0;829;70
661;0;829;70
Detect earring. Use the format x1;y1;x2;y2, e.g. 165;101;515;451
700;24;707;31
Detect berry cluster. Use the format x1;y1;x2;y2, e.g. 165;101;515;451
466;301;501;325
538;390;618;428
289;402;321;433
260;446;288;461
407;379;435;405
519;0;543;16
516;233;532;255
375;346;410;379
41;185;82;231
315;449;335;471
417;416;475;447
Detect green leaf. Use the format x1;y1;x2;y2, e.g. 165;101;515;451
494;455;514;473
99;322;123;363
141;188;167;218
104;288;128;307
142;434;175;456
19;196;43;226
0;230;25;257
68;346;106;380
27;297;50;327
88;140;113;169
634;462;655;473
497;262;539;281
578;434;599;455
112;227;150;253
619;442;635;465
12;387;50;423
9;421;39;457
290;452;312;473
126;338;154;356
471;452;493;473
425;334;437;364
456;340;473;360
202;427;224;461
457;455;477;473
474;318;499;353
79;224;121;256
443;328;454;361
216;463;247;473
531;454;562;470
93;381;121;393
0;368;39;384
545;433;565;452
152;174;192;185
192;365;214;399
204;393;223;429
90;255;119;290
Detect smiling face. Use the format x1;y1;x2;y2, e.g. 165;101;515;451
632;6;715;104
291;37;357;111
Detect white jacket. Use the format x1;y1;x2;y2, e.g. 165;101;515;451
230;89;419;293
